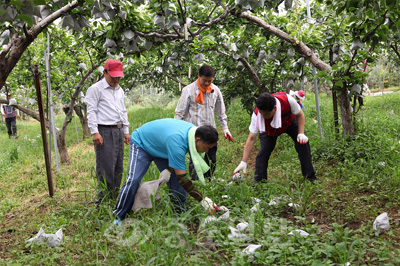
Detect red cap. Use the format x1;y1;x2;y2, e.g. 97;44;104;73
295;90;305;100
104;60;124;77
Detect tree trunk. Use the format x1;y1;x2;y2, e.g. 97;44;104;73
338;86;355;136
74;105;90;138
332;88;339;135
56;130;69;163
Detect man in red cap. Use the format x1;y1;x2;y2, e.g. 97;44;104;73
84;59;130;206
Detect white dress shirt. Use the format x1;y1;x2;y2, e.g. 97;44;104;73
84;78;129;135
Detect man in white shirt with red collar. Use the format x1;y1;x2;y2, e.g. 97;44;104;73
233;92;317;183
84;59;130;205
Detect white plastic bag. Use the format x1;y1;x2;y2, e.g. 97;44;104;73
241;244;262;256
287;229;309;237
27;227;63;248
373;212;390;236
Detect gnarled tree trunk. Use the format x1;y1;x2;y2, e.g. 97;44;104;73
74;105;90;138
338;85;355;135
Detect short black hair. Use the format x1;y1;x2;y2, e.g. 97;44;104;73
195;125;219;144
256;92;276;111
198;65;215;77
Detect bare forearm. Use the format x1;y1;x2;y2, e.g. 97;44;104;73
241;133;257;162
296;111;305;134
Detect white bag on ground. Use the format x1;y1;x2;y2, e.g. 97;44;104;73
373;212;390;236
241;244;262;257
27;227;63;248
287;229;309;237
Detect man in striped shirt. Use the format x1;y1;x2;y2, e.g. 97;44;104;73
175;65;232;181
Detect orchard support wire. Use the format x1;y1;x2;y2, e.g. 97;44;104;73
33;65;54;197
45;33;60;171
306;0;323;137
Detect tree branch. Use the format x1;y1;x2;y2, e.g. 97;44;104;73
231;10;331;71
221;43;263;91
134;4;229;40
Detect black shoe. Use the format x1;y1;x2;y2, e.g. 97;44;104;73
307;176;319;183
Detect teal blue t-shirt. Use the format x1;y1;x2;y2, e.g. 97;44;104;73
131;118;194;170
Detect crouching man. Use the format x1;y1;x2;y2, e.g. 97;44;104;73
113;118;219;224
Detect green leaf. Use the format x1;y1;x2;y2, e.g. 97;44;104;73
335;81;344;88
9;0;23;7
16;14;33;27
33;0;46;4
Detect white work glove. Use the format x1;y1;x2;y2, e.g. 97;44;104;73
158;169;171;185
223;128;233;141
233;161;247;175
201;197;218;214
297;133;309;144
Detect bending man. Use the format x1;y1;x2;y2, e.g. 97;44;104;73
113;118;219;222
234;92;317;182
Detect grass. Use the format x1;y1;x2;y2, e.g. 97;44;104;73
0;91;399;265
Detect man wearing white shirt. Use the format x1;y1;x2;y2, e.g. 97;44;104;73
233;92;317;183
84;60;130;205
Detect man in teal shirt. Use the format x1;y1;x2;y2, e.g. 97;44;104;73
113;118;219;221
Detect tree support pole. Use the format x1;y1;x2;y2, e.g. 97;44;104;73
33;65;54;197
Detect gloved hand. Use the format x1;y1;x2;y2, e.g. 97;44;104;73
113;219;121;229
233;161;247;175
201;197;219;214
223;128;233;141
297;133;308;144
158;169;172;185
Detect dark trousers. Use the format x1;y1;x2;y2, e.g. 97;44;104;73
254;117;315;182
189;144;217;181
94;126;124;201
5;117;17;137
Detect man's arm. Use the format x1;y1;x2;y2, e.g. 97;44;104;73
295;109;305;134
215;88;228;129
241;132;257;162
174;86;190;120
121;92;130;135
84;86;102;145
173;169;203;201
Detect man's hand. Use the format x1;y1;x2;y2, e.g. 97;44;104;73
93;133;103;146
297;133;308;144
124;134;130;145
201;197;218;214
223;128;233;141
158;169;172;185
233;161;247;175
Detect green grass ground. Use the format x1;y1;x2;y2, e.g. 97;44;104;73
0;92;399;265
